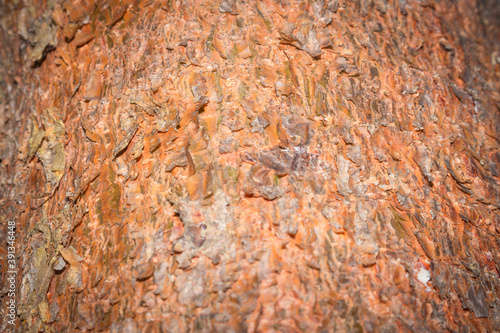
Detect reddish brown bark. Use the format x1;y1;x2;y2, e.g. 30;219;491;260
1;0;500;332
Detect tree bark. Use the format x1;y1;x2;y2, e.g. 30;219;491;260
1;0;500;332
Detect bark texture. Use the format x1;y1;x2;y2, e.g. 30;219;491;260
1;0;500;332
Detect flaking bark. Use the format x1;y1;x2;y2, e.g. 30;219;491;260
1;0;500;332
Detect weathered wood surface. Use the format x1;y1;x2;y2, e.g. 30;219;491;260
1;0;500;332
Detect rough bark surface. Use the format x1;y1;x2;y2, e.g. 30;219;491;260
1;0;500;332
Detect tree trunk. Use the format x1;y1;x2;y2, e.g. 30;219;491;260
1;0;500;331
